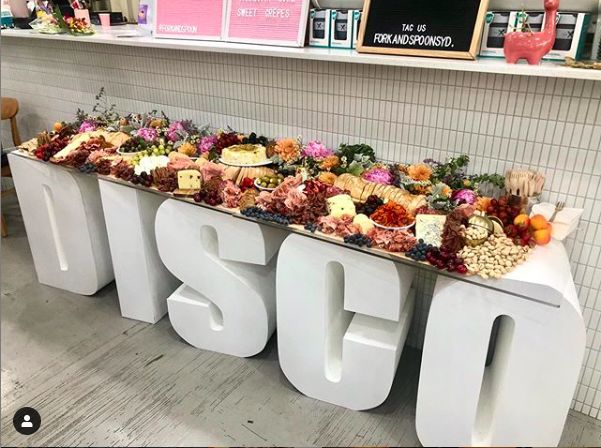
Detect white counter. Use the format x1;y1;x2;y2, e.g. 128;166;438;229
2;26;600;81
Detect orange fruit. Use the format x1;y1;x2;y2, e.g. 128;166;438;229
530;214;550;231
533;227;552;245
513;214;530;229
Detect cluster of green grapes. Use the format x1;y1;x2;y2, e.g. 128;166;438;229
130;140;174;164
148;138;174;155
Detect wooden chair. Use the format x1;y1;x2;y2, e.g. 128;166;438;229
1;97;22;237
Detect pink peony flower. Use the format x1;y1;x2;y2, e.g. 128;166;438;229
136;127;158;142
198;135;218;154
451;189;477;205
166;121;190;142
302;140;334;159
78;120;97;133
362;167;393;185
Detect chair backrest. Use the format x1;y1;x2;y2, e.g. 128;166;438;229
1;98;19;121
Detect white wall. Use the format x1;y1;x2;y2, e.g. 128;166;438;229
2;36;601;418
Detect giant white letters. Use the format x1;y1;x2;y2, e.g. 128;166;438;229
155;199;288;357
99;180;180;323
416;241;586;447
277;234;415;410
8;153;113;295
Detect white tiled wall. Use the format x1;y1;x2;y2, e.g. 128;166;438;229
2;37;601;418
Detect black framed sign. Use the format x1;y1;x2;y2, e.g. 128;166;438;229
357;0;489;60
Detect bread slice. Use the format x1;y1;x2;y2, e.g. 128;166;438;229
360;182;378;201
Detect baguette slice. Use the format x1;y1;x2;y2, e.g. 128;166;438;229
360;182;378;201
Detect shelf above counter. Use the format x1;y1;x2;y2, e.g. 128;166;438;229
2;26;601;81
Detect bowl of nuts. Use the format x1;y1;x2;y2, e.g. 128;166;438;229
466;215;494;246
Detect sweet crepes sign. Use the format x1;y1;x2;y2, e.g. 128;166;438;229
225;0;311;47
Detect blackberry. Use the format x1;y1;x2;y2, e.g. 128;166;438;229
241;207;290;226
343;233;373;248
78;162;96;174
406;239;433;262
242;132;269;146
304;222;318;233
357;195;384;216
130;174;153;188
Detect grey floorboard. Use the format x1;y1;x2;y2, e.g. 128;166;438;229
1;194;600;447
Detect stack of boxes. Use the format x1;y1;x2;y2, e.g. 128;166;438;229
479;10;591;61
308;8;362;49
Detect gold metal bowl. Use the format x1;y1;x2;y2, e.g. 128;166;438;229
466;215;494;246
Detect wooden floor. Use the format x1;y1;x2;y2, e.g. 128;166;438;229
2;195;601;447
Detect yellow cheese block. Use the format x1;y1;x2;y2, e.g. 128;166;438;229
177;170;202;190
327;194;356;218
353;214;374;234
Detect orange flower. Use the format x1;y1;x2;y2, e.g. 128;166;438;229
275;138;301;163
407;163;433;181
319;155;340;170
440;183;452;197
476;196;492;212
412;184;433;195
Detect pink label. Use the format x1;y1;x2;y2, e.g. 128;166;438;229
156;0;223;38
227;0;308;44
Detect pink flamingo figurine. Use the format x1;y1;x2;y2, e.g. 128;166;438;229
503;0;559;65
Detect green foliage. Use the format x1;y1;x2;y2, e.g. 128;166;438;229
333;143;376;175
337;143;376;162
428;154;470;190
471;173;505;190
73;87;119;127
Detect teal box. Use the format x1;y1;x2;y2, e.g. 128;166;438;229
309;9;331;48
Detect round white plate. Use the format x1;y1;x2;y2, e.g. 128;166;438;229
371;220;415;231
254;179;278;191
218;158;274;167
117;148;146;157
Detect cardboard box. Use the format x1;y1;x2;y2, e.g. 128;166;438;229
309;9;331;47
547;12;590;60
479;11;514;58
330;9;353;48
351;9;362;49
480;10;590;60
514;10;591;60
137;0;155;35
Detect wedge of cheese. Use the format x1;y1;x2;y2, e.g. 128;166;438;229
353;214;374;234
177;169;202;190
327;194;356;218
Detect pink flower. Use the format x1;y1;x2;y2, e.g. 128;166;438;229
166;121;185;142
362;167;393;185
78;120;97;133
451;189;477;205
302;140;333;159
136;127;158;142
198;135;218;154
